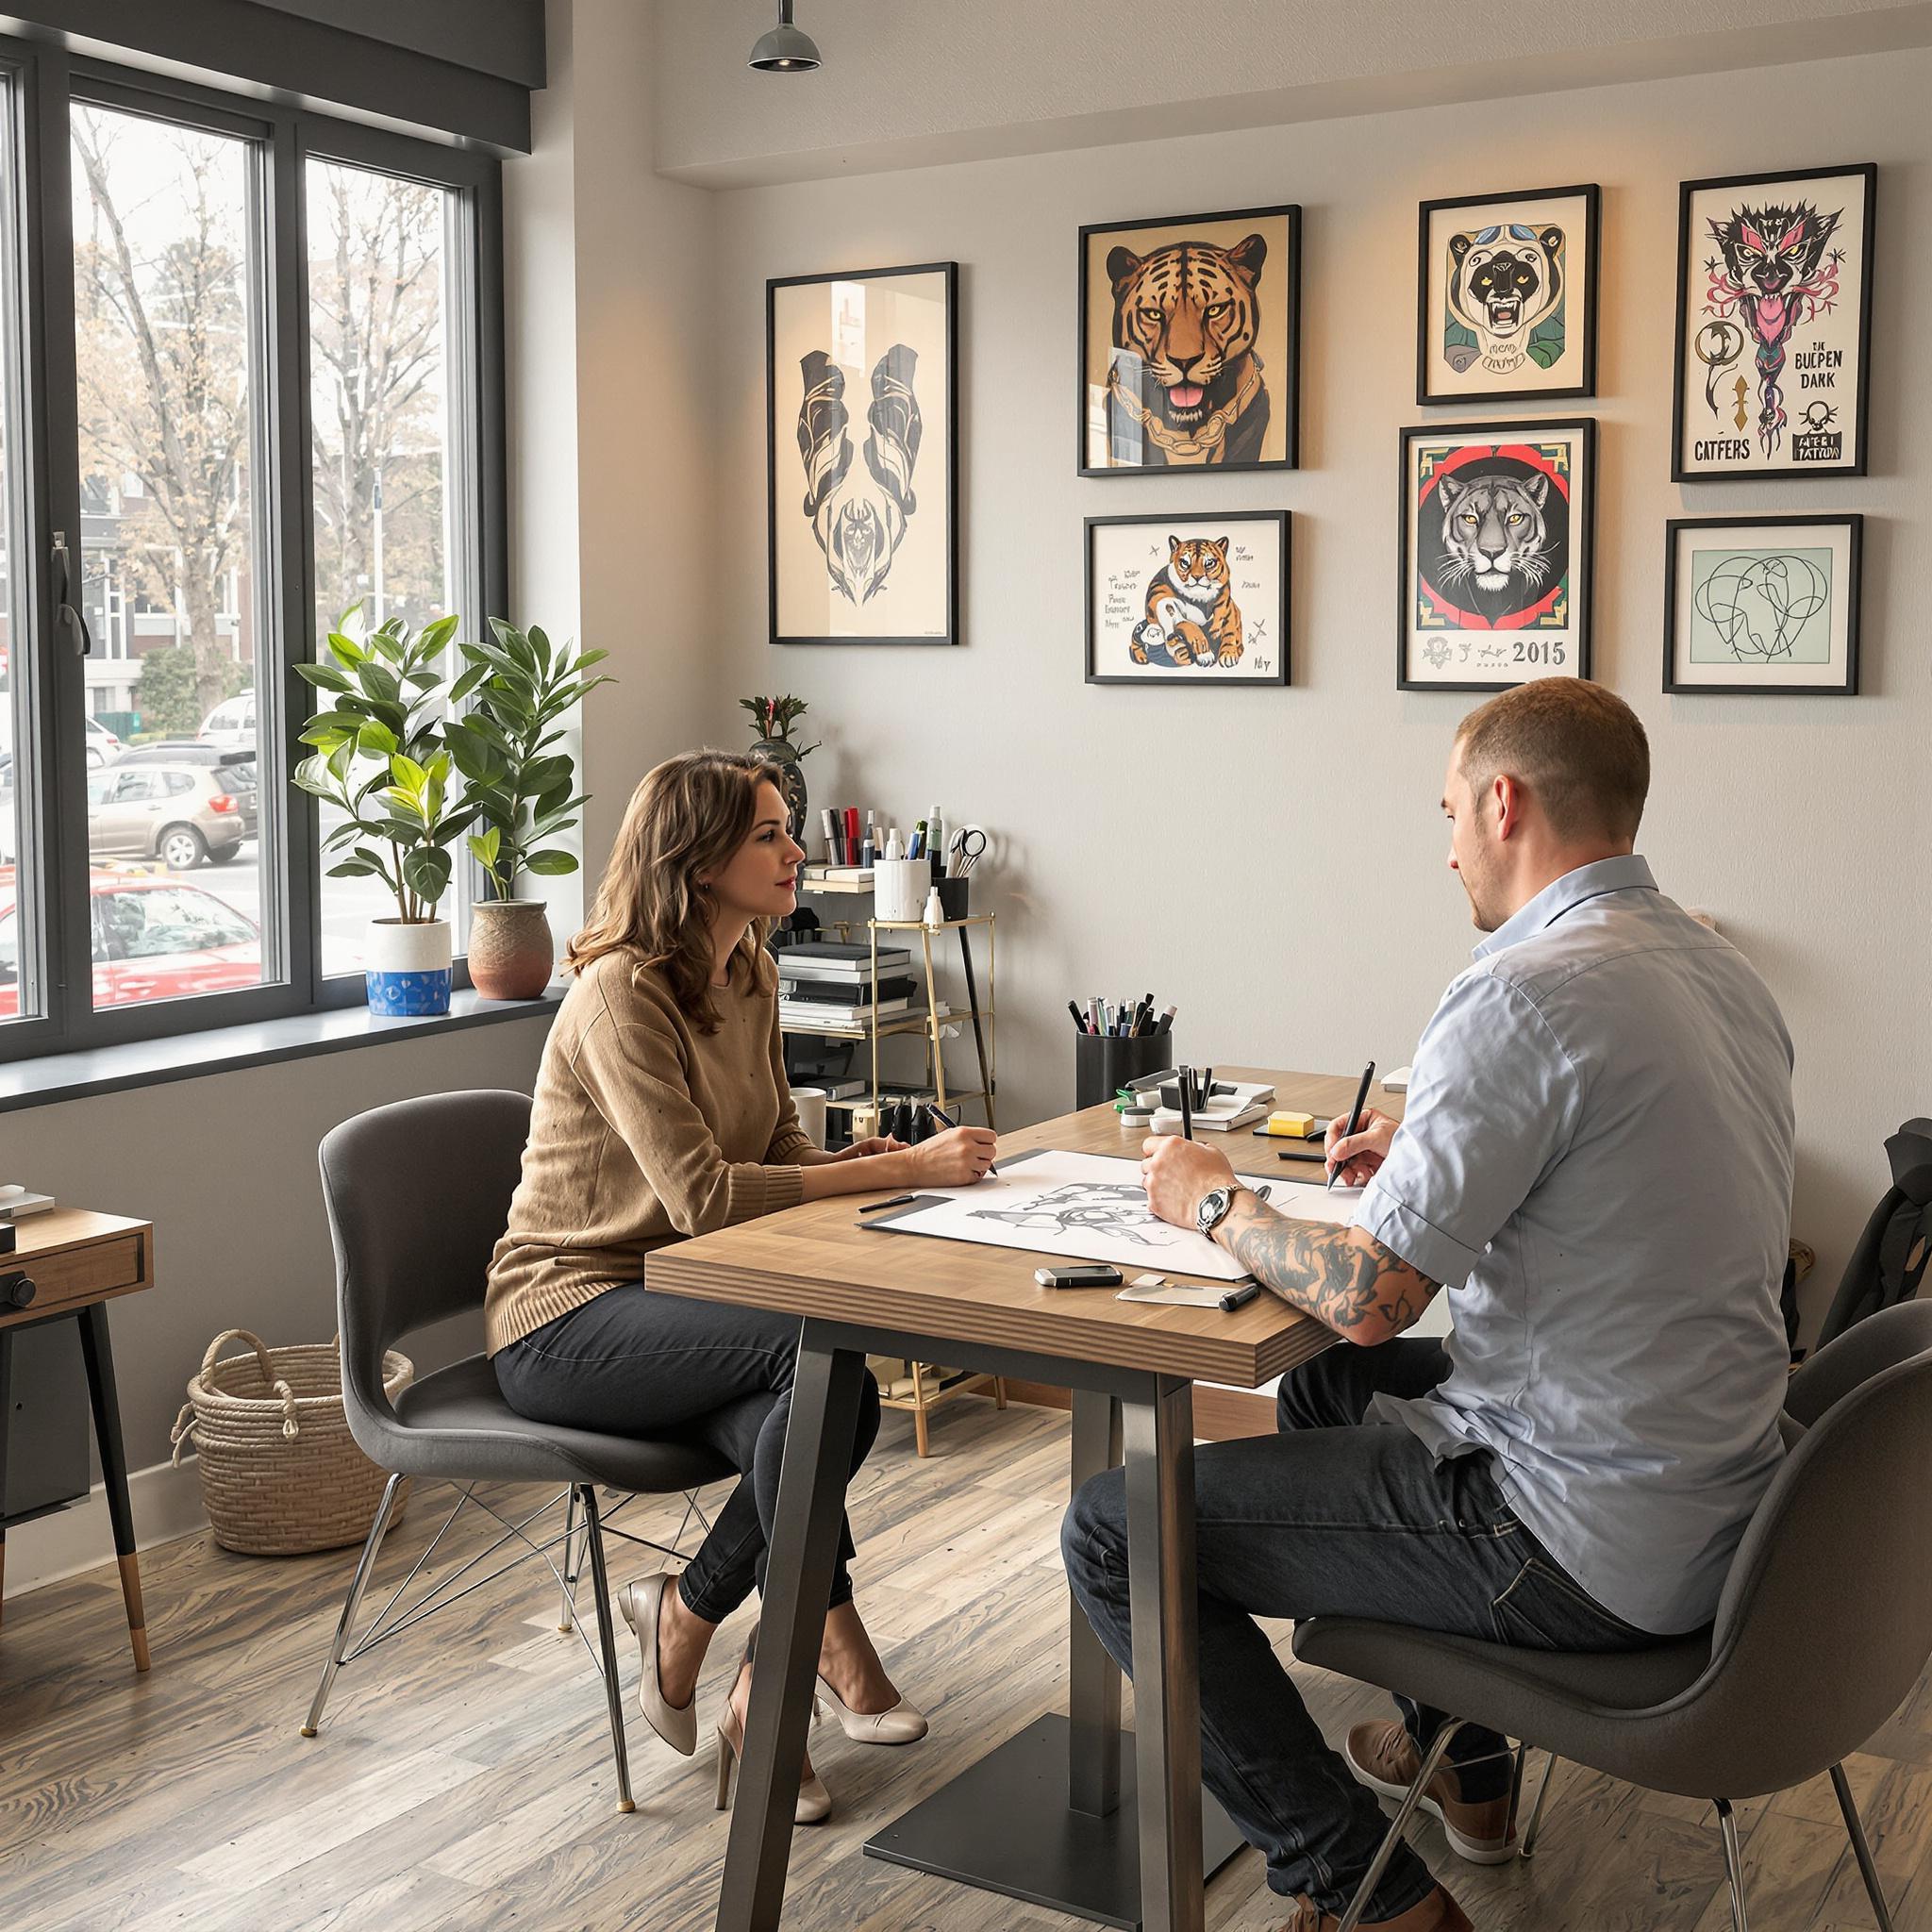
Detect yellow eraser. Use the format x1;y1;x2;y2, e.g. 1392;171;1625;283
1261;1110;1317;1138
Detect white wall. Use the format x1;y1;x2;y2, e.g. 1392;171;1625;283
701;44;1932;1336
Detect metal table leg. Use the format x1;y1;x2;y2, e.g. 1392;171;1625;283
716;1337;869;1932
1068;1391;1123;1818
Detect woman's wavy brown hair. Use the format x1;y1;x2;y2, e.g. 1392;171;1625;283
565;749;785;1032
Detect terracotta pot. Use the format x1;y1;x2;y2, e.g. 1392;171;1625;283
470;900;556;1001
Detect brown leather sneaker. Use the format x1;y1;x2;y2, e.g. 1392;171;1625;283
1278;1884;1474;1931
1345;1719;1517;1865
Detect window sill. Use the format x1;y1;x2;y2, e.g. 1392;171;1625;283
0;987;563;1115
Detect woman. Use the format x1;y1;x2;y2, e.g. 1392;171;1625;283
488;750;997;1821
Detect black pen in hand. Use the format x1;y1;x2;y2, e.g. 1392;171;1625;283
1327;1059;1376;1191
926;1101;997;1177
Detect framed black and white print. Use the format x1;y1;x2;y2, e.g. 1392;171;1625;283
1085;512;1290;687
1664;515;1862;695
1417;184;1599;405
1398;419;1595;691
1078;205;1300;475
767;262;958;645
1672;164;1874;482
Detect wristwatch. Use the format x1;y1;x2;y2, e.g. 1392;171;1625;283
1195;1183;1246;1241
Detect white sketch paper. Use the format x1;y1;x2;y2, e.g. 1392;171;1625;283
871;1149;1361;1281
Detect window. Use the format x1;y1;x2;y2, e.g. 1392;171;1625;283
0;41;504;1063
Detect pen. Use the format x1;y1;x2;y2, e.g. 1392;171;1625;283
1219;1281;1262;1312
1328;1058;1377;1191
1068;999;1090;1034
822;808;840;864
1277;1148;1326;1164
927;1101;997;1176
860;1193;918;1211
1177;1064;1194;1141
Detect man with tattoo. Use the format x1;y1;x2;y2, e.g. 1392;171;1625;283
1062;681;1795;1932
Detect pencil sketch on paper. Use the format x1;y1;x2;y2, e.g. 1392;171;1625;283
967;1181;1187;1250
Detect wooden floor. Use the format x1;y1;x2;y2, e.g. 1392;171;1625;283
3;1397;1928;1931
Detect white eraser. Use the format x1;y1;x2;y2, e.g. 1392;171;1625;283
1382;1066;1412;1092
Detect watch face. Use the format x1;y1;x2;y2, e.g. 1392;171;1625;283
1197;1187;1231;1236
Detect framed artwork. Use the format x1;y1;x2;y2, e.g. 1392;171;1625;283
1398;419;1595;692
1664;514;1862;695
767;261;957;645
1085;511;1290;687
1417;183;1599;405
1672;163;1874;482
1078;204;1300;475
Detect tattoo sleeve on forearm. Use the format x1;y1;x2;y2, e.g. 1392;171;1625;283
1221;1199;1439;1339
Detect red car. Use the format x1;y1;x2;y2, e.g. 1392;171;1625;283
0;867;262;1017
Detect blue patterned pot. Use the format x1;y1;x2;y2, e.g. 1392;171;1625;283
364;919;453;1017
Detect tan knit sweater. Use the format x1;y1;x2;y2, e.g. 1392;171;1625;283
485;948;813;1354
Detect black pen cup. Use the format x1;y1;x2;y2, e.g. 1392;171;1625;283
1075;1030;1174;1111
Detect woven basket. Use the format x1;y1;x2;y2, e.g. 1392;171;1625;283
171;1328;413;1556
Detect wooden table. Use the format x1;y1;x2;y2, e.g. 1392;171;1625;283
649;1066;1391;1932
0;1209;155;1669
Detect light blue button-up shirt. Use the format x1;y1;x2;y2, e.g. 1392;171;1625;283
1355;856;1795;1634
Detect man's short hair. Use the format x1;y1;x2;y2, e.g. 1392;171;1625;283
1455;680;1650;844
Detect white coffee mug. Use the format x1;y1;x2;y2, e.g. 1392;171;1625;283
873;857;931;924
791;1086;829;1149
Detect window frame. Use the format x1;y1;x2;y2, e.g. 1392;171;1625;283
0;35;507;1063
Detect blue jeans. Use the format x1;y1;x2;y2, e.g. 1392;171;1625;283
1061;1339;1654;1920
494;1283;881;1624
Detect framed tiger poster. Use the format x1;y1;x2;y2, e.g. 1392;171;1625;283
767;260;958;645
1398;419;1596;692
1084;511;1290;687
1078;204;1300;475
1417;184;1600;405
1671;163;1874;482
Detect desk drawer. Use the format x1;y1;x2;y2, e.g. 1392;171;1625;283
14;1234;148;1317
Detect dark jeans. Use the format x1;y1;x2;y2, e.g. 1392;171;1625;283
494;1283;881;1624
1061;1338;1654;1920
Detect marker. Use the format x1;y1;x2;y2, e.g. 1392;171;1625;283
1276;1148;1326;1164
845;807;860;860
1068;999;1090;1034
1219;1281;1262;1312
1156;1005;1176;1035
927;1100;997;1176
1328;1059;1377;1191
1177;1064;1195;1141
822;808;841;864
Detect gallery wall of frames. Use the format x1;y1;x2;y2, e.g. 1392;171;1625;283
767;164;1875;701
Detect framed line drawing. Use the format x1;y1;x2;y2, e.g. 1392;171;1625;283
1398;419;1595;692
1417;183;1599;405
1078;203;1300;475
767;261;958;645
1672;163;1875;482
1085;511;1290;688
1664;514;1862;695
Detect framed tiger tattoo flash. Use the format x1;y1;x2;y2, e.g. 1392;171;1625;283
1671;163;1874;482
1398;420;1596;692
1078;204;1300;475
1417;184;1600;406
1085;511;1290;687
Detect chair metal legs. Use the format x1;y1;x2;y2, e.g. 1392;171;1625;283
558;1487;581;1632
1335;1722;1465;1932
1716;1798;1751;1932
1829;1763;1896;1932
1520;1750;1560;1858
301;1472;405;1738
577;1484;636;1815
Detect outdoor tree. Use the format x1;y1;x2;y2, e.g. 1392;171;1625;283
134;641;244;738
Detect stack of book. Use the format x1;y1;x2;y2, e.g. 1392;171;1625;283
777;941;916;1030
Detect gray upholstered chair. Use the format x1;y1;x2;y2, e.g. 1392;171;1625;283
300;1090;734;1813
1293;1298;1932;1932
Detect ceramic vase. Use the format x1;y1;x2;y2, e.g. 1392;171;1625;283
470;899;556;1001
364;918;452;1017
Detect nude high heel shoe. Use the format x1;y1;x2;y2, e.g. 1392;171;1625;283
615;1572;697;1757
714;1704;833;1824
813;1673;929;1744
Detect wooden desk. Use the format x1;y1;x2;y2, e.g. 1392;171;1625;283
1;1208;155;1670
649;1066;1387;1932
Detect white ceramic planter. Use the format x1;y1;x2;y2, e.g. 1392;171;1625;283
364;918;453;1017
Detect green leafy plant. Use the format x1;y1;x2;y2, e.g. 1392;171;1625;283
443;620;611;901
292;610;472;923
738;693;820;758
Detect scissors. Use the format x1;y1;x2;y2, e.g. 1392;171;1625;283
946;825;989;875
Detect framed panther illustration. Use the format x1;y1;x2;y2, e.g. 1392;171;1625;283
1398;419;1596;692
1671;163;1874;482
1417;184;1600;405
1085;511;1290;687
1078;204;1300;475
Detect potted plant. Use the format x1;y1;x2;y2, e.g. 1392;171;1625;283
738;693;819;840
443;619;611;1000
294;612;473;1016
